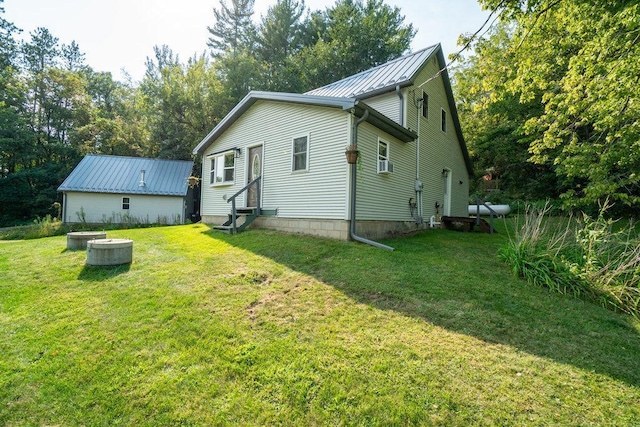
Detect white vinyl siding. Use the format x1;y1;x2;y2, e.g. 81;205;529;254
364;92;401;124
405;57;470;219
354;122;415;221
64;192;184;224
200;101;350;219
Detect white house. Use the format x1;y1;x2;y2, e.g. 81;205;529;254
58;155;195;225
193;44;473;246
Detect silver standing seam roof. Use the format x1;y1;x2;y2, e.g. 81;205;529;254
58;155;194;196
305;45;438;99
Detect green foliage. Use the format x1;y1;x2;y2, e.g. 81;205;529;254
499;203;640;318
454;22;561;203
469;0;640;213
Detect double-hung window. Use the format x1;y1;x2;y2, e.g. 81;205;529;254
122;197;130;210
209;151;235;185
292;135;309;172
377;139;393;174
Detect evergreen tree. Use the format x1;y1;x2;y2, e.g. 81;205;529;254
207;0;256;57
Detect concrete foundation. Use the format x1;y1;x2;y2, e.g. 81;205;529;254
201;214;426;241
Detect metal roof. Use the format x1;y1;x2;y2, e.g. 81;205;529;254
192;91;416;155
58;155;193;196
305;45;439;99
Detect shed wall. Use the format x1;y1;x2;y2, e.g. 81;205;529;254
63;192;184;224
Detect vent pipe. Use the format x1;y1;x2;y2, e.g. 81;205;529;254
139;169;146;187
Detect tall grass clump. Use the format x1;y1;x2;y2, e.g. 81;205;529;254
0;215;69;240
499;202;640;318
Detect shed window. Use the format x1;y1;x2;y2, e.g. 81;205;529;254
292;135;309;172
210;151;235;185
122;197;130;210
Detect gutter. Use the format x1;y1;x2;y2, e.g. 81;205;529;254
349;109;394;251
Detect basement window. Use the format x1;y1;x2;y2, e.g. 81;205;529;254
122;197;130;210
210;151;235;185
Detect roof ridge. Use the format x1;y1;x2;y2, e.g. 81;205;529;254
85;154;192;163
329;44;440;83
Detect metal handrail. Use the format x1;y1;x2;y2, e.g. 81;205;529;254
474;196;496;234
227;176;261;233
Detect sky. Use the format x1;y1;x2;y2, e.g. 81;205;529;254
3;0;491;83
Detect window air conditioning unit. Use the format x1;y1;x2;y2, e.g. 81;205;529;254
378;159;394;174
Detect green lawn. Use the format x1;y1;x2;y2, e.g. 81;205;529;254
1;223;639;425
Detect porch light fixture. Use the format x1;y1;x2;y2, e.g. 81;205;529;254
234;147;241;158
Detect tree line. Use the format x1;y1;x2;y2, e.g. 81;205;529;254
0;0;414;225
456;0;639;215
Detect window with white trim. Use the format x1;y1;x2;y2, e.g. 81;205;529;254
292;135;308;172
441;108;447;133
377;139;393;174
209;151;235;185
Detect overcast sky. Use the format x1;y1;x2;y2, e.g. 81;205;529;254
3;0;491;82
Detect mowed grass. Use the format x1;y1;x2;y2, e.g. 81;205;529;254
1;223;639;425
